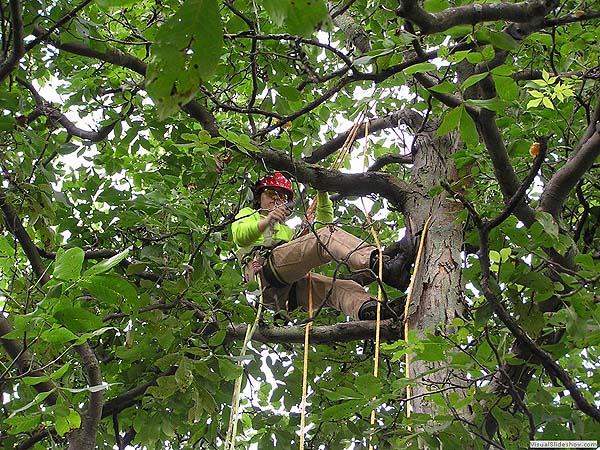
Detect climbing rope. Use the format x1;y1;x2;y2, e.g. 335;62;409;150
403;216;432;419
224;271;264;450
367;229;384;450
299;273;313;450
296;108;367;237
297;109;370;447
358;121;386;450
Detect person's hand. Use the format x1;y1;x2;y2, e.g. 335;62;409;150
266;204;289;224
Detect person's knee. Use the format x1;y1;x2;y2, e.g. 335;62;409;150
315;225;334;238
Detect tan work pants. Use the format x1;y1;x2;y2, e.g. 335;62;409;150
259;226;375;319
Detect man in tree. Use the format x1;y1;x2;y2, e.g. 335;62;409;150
232;172;416;320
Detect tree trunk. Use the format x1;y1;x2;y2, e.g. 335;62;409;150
405;124;468;415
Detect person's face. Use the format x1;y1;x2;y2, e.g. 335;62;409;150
259;188;290;210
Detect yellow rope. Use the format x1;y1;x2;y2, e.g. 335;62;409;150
403;216;432;419
358;121;384;450
299;273;313;450
224;273;264;450
368;229;383;450
297;109;367;236
298;108;369;447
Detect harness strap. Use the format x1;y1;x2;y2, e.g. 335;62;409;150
262;253;288;287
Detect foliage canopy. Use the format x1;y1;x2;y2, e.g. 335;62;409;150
1;0;600;449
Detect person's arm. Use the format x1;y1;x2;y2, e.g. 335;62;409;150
232;206;292;247
315;191;334;226
232;209;263;248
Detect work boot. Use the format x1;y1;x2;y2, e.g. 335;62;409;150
358;296;406;321
371;247;415;291
370;233;416;291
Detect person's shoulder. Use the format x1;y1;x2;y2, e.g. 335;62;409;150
235;207;258;220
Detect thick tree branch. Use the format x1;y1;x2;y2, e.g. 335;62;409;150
329;3;371;54
254;146;413;210
17;77;122;142
304;109;423;164
0;189;50;284
540;96;600;218
0;0;24;83
396;0;556;35
227;319;403;344
68;344;103;450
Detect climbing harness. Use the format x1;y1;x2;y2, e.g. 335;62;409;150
403;216;432;419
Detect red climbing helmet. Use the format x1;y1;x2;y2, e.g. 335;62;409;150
254;172;294;200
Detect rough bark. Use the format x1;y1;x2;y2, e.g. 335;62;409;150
404;120;467;415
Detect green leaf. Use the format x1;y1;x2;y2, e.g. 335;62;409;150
4;414;42;434
489;250;501;263
475;29;519;50
321;399;363;421
355;374;382;398
464;98;507;112
535;211;559;240
41;326;79;343
83;247;130;277
53;247;85;281
429;81;457;94
51;362;71;380
527;98;543;108
460;72;489;91
423;0;450;13
175;360;194;391
80;279;121;305
96;0;137;7
208;329;226;346
404;62;437;75
0;116;16;131
10;390;55;415
262;0;328;37
22;374;50;385
125;262;147;275
146;0;223;119
459;109;479;147
218;357;244;381
54;307;104;333
56;143;79;155
147;375;179;399
436;105;462;136
493;75;519;101
542;96;555;109
55;408;81;436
